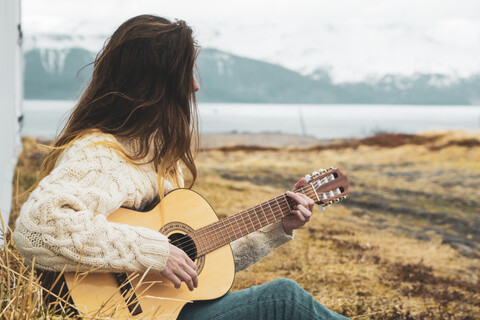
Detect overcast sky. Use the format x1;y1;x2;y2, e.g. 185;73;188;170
23;0;480;34
22;0;480;81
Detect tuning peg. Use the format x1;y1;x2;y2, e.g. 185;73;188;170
318;168;326;174
304;174;311;183
326;201;333;206
312;171;319;177
327;167;334;172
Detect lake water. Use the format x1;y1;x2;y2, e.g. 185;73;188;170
22;100;480;139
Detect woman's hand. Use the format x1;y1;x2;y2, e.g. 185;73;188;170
282;178;315;235
160;244;198;291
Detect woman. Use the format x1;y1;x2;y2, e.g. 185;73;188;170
14;14;348;319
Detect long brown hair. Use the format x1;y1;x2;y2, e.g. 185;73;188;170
35;14;199;191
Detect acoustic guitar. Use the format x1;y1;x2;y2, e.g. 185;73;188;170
62;167;349;319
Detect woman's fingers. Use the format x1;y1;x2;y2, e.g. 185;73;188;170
162;244;198;290
292;205;312;220
175;257;198;291
170;262;198;291
182;252;199;289
183;261;199;288
185;255;198;270
296;192;315;209
283;178;317;233
175;269;196;291
293;177;307;189
291;209;306;222
287;191;314;209
297;204;313;219
162;269;182;288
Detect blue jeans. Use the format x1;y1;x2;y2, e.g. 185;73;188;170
178;278;349;320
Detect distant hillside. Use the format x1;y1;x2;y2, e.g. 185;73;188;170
24;47;480;104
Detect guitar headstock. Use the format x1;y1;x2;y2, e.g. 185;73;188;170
296;167;349;209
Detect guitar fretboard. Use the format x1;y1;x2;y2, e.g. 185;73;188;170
189;184;317;257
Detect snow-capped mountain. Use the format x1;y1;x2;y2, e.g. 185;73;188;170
24;43;480;105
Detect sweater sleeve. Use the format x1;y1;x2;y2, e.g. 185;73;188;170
13;136;170;273
231;220;293;272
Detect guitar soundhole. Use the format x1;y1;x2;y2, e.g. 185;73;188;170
160;222;206;273
168;233;197;262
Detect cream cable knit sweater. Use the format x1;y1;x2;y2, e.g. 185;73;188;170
14;133;292;274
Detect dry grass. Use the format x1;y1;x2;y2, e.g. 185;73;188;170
0;220;72;319
5;131;480;319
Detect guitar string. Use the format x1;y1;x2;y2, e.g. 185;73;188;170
171;191;328;258
167;180;314;249
170;175;341;257
168;175;341;257
174;173;337;252
168;174;341;257
172;185;322;253
174;186;344;259
186;180;344;258
171;194;295;258
166;184;312;250
167;192;295;253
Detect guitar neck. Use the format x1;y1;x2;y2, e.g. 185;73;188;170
189;184;316;257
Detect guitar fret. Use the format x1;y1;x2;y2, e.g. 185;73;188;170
265;202;273;224
219;221;228;244
233;216;243;237
239;214;249;234
226;219;235;242
241;217;248;235
209;225;218;251
310;184;319;202
199;231;209;256
203;229;213;253
203;225;214;252
212;224;222;249
253;207;262;228
283;194;292;212
226;218;236;240
246;211;255;233
273;197;283;220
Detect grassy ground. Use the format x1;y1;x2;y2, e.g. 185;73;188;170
3;131;480;319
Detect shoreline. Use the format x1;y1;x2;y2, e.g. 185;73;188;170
29;129;480;150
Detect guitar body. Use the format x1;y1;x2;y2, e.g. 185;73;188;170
64;189;235;319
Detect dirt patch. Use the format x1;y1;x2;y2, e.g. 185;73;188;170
203;145;279;152
361;133;441;148
384;261;480;305
307;133;442;151
430;138;480;151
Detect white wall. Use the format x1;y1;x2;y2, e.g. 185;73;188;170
0;0;23;233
